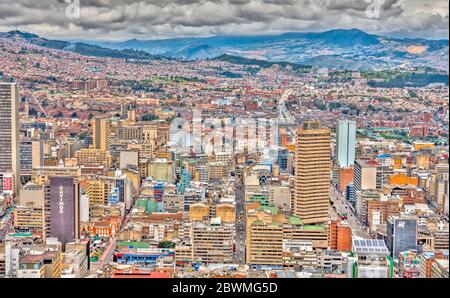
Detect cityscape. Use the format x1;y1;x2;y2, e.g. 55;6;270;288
0;0;449;280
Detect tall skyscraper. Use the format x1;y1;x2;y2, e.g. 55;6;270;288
294;121;331;224
336;119;356;168
92;117;111;150
48;177;80;249
0;83;20;195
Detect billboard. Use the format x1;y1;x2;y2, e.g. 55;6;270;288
50;177;79;248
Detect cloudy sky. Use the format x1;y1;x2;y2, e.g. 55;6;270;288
0;0;448;41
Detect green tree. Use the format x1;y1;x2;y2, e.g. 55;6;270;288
141;113;159;121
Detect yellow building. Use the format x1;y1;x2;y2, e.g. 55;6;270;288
92;117;111;150
191;223;234;264
85;180;108;206
245;207;328;266
13;207;44;233
143;125;158;145
392;156;403;170
175;245;193;262
216;204;236;223
75;149;112;168
388;173;419;186
247;223;284;266
189;203;209;222
416;154;430;170
128;143;154;159
42;250;62;278
31;166;79;184
413;142;434;151
209;162;227;181
148;159;174;183
294;121;331;224
64;158;78;167
122;168;140;192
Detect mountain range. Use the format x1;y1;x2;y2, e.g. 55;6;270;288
1;29;448;72
95;29;448;71
0;30;157;60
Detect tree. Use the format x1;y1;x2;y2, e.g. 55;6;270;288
53;111;64;118
141;113;159;121
28;107;38;117
158;241;176;249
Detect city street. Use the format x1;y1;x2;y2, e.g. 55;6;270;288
235;180;246;264
330;184;371;239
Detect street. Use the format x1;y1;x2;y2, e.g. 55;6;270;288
330;183;371;239
235;179;246;264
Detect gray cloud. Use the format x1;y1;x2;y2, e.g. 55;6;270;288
0;0;447;40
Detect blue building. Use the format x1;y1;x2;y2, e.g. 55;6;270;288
277;149;289;171
336;120;356;167
346;183;355;206
108;188;120;205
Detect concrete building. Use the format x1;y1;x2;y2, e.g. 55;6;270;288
328;220;352;252
386;216;418;260
92;117;111;151
347;239;393;278
246;208;328;267
354;159;377;192
294;121;331;224
119;150;139;170
191;222;234;264
189;203;209;222
13;206;44;234
48;177;80;249
148;159;174;184
75;149;112;168
215;204;236;223
0;83;20;195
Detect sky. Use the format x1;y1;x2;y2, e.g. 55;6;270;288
0;0;448;41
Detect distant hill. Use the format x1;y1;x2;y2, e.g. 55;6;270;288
0;30;158;60
310;28;381;47
214;54;311;72
1;29;448;71
165;44;224;60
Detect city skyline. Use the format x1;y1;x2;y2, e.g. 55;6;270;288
0;0;448;283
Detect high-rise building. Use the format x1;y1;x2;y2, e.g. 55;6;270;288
354;159;377;192
329;220;352;252
386;216;418;260
294;121;331;224
20;139;43;174
191;222;234;264
336;120;356;168
0;83;20;195
92;117;111;151
75;148;112;168
48;177;80;249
